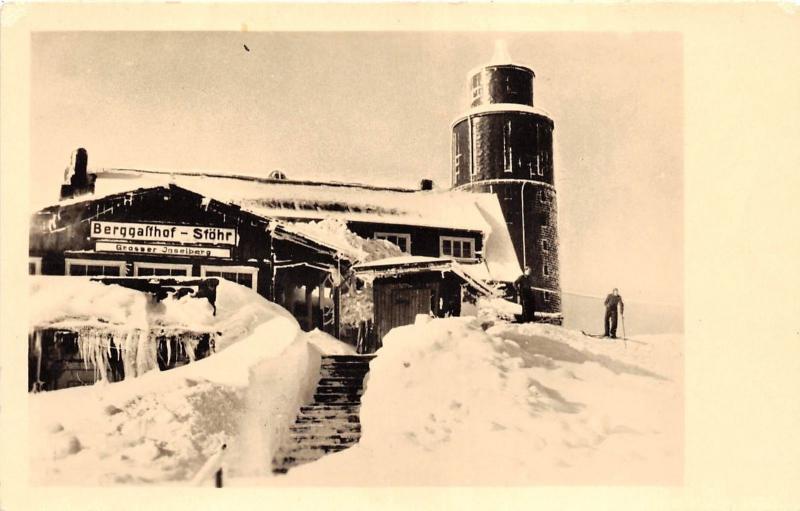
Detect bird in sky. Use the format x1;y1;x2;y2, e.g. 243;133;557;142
243;44;250;52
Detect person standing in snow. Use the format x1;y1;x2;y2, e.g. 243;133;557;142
604;288;625;338
515;266;536;323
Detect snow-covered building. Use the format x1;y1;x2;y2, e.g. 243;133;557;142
29;150;524;362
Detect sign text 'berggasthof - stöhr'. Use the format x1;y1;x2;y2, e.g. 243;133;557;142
90;221;237;246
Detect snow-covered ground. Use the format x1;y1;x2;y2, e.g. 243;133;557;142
267;314;683;486
30;286;682;486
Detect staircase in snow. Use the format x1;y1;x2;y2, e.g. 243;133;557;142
272;354;375;474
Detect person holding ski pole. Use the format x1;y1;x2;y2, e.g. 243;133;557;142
603;288;624;338
514;266;536;323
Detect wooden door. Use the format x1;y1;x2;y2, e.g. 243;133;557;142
376;286;432;341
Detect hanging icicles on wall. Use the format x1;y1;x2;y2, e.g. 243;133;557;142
28;278;222;392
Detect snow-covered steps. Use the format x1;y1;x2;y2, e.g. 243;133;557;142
272;354;375;474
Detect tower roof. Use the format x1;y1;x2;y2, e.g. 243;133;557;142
489;39;513;65
467;40;534;79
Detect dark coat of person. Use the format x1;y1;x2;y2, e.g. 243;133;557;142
514;273;537;322
603;293;624;337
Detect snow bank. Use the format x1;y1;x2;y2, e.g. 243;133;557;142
474;295;522;323
30;277;149;330
29;277;292;382
277;317;682;485
306;328;357;355
29;292;324;485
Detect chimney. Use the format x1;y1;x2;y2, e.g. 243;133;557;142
420;179;434;191
60;148;96;200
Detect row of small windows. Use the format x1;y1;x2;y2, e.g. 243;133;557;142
452;121;552;181
471;74;482;101
504;121;550;177
440;236;474;261
30;233;480;283
471;74;521;103
374;233;476;262
374;232;411;253
30;258;259;290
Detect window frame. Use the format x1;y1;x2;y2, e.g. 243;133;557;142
29;256;42;275
531;154;543;178
439;236;477;262
200;264;258;291
471;74;482;101
65;258;127;277
374;232;412;254
452;131;462;181
133;261;192;277
503;120;513;173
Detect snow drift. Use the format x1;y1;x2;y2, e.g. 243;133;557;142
29;276;289;383
277;316;683;485
28;281;324;485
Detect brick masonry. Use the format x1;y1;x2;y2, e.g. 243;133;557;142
450;61;562;317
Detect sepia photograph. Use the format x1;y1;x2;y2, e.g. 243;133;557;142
25;30;683;486
2;3;798;510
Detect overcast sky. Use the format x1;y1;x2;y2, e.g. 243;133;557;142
31;31;683;305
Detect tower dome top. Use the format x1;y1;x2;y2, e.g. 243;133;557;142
467;40;533;79
489;39;513;65
465;41;536;109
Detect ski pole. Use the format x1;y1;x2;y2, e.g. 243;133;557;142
621;314;627;348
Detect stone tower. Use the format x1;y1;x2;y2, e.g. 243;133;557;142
451;42;561;319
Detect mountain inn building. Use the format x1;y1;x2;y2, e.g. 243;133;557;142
28;44;563;384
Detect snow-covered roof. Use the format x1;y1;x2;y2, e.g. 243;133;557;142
353;256;497;296
471;194;523;282
353;255;447;270
36;167;523;283
273;219;403;264
465;40;535;84
75;169;492;233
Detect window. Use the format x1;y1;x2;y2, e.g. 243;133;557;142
538;190;550;204
503;121;513;173
29;257;42;275
542;239;550;252
374;232;411;253
440;236;476;261
505;75;514;95
133;262;192;277
471;74;482;100
531;155;543;178
452;132;462;180
201;265;258;290
543;264;550;277
503;187;513;202
543;292;551;304
66;258;126;277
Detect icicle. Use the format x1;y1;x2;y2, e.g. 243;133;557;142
137;330;158;376
76;326;109;383
165;332;172;370
121;328;138;380
31;330;44;392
